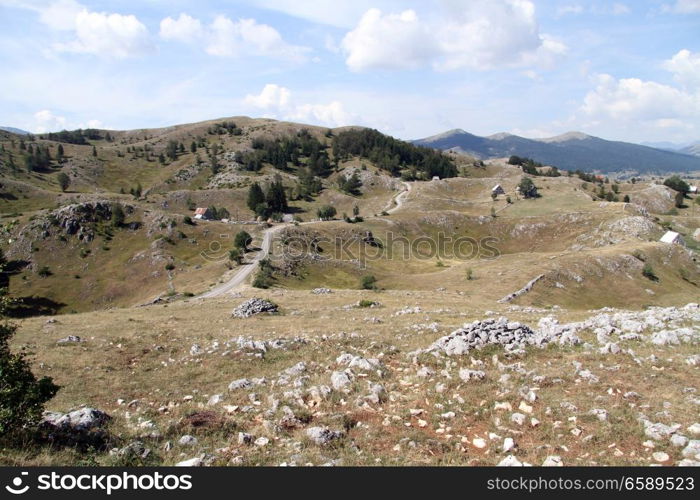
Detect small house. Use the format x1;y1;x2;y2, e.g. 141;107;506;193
689;186;698;194
660;230;685;246
432;176;440;181
194;207;212;220
492;184;505;196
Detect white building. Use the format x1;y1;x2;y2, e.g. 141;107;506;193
660;230;685;246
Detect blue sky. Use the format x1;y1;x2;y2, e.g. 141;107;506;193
0;0;698;144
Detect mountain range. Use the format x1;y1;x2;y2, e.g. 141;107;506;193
0;126;29;135
414;129;700;174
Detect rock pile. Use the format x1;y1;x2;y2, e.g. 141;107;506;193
231;298;278;318
311;288;332;295
424;317;538;355
41;408;111;447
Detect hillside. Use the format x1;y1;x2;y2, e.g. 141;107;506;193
414;129;700;174
0;117;472;313
1;117;700;468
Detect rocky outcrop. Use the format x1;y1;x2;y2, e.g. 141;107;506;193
231;298;279;318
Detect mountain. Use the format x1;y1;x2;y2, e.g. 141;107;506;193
0;126;29;135
414;129;700;173
679;141;700;158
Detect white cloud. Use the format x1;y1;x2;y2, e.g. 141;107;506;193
243;84;354;127
159;13;203;42
663;0;700;13
580;74;699;123
157;14;310;62
341;2;567;72
37;0;83;30
32;109;67;133
244;83;291;109
53;9;151;58
663;49;700;90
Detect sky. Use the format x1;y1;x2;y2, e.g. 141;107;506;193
0;0;698;144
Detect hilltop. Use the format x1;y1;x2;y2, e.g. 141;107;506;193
414;129;700;174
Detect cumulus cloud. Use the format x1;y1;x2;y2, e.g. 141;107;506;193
159;13;203;42
243;83;291;109
47;8;151;58
32;109;67;133
157;13;310;62
581;74;698;121
341;1;567;72
663;49;700;90
243;84;354;127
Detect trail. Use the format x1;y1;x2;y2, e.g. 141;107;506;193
198;181;411;298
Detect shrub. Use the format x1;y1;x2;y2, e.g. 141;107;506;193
465;268;474;280
229;248;243;264
183;216;195;225
317;205;337;220
642;263;658;281
358;299;378;308
0;293;60;437
37;266;52;278
360;274;377;290
165;263;175;271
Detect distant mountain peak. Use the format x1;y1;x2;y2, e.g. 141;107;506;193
0;126;29;135
539;131;591;143
487;132;515;140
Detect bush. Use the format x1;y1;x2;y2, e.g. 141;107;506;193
0;293;60;437
465;268;474;280
360;274;377;290
165;263;175;271
642;263;658;281
317;205;337;220
229;248;243;264
183;216;195;225
37;266;52;278
358;299;378;308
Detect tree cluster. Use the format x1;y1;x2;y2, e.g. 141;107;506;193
332;128;457;179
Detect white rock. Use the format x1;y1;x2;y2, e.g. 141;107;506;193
178;435;197;446
473;438;487;449
497;455;523;466
511;413;526;426
687;423;700;436
254;437;269;447
503;437;517;452
652;452;670;462
176;457;203;467
542;455;563;466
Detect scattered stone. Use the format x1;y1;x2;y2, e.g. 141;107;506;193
179;435;197;446
331;370;354;391
228;379;253;391
681;440;700;459
542;455;563;466
652;452;670;462
311;288;332;294
306;427;344;446
231;298;278;318
176;457;203;467
473;438;487;449
687;423;700;436
459;369;486;382
671;434;688;448
503;437;517;452
254;437;270;447
57;335;82;344
497;455;523;466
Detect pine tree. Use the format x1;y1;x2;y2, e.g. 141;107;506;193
247;182;265;212
92;146;97;157
57;172;70;192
